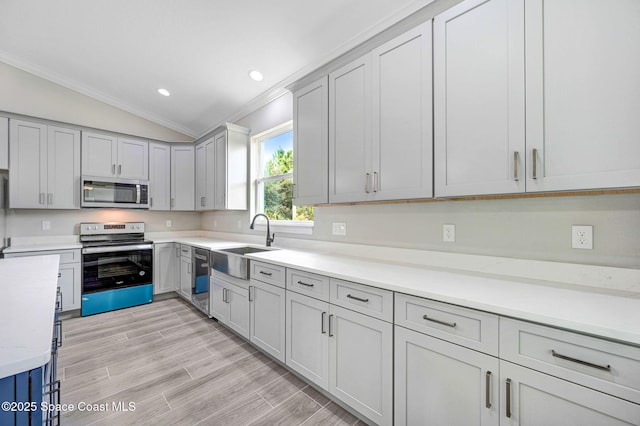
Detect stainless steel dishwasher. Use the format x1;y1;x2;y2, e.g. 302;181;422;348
191;247;210;315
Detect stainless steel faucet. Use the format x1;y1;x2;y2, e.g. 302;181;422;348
249;213;275;247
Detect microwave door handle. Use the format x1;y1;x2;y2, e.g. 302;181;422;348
137;185;141;204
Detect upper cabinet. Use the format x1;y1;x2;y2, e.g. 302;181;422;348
0;117;7;170
525;0;640;192
434;0;525;197
149;142;171;210
82;132;149;180
9;119;81;209
328;22;433;203
170;145;195;211
293;77;329;205
194;123;249;211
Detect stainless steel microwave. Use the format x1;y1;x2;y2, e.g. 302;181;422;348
81;176;150;208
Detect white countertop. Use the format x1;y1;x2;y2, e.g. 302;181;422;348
0;255;59;379
2;242;82;254
244;249;640;347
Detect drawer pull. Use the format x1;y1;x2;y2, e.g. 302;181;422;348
347;294;369;303
551;349;611;372
506;378;512;418
259;271;273;276
485;371;492;409
422;314;457;328
297;280;314;287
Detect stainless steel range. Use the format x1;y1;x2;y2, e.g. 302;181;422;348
80;222;153;316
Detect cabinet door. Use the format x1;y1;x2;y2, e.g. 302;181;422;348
500;361;640;425
221;126;248;210
395;326;499;426
0;116;7;170
170;145;195;210
206;137;217;209
47;126;80;209
195;142;207;210
227;283;250;339
371;22;433;201
117;137;148;180
213;131;227;209
9;119;47;208
174;245;181;291
329;55;371;203
81;131;118;178
210;277;228;323
180;257;192;299
293;77;329;205
249;280;286;363
149;143;171;210
58;263;81;311
434;0;525;197
525;0;640;192
329;305;393;425
153;243;176;294
286;291;330;390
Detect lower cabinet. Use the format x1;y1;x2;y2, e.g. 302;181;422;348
394;325;499;426
285;289;393;425
210;273;250;339
249;278;286;363
499;360;640;426
153;243;176;294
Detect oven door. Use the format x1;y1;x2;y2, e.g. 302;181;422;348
82;245;153;294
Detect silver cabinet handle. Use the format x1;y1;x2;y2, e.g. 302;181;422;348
225;288;230;303
248;286;253;302
187;263;191;274
506;378;512;418
297;280;314;287
40;192;45;205
222;287;227;303
347;294;369;303
551;349;611;371
422;314;456;328
532;148;538;180
55;320;63;348
485;371;492;409
259;271;272;277
513;151;520;181
373;171;378;192
47;193;53;205
118;164;122;175
171;198;175;208
328;314;334;337
365;173;371;193
321;311;327;334
112;164;116;175
150;197;153;208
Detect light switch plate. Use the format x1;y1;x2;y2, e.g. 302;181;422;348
332;222;347;236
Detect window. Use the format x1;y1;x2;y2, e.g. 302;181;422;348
252;121;313;231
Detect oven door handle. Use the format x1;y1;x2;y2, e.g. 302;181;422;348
82;244;154;254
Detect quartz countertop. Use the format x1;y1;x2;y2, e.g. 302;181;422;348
0;255;59;379
2;242;82;253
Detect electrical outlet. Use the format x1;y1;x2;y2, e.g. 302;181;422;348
166;220;173;228
443;224;455;242
332;222;347;236
41;220;51;231
572;225;593;249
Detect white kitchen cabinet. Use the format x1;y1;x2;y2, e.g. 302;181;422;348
195;136;216;210
170;145;195;210
499;360;640;425
395;325;499;426
525;0;640;192
434;0;525;197
153;243;176;294
9;119;81;209
210;273;250;339
329;304;393;426
0;116;8;170
213;125;249;210
286;290;330;390
293;77;329;205
329;23;432;203
82;132;149;180
249;278;286;363
148;143;171;210
179;245;192;300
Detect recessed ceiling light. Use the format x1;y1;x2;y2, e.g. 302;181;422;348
248;70;264;82
157;88;170;96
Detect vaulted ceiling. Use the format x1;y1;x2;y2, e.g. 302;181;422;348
0;0;432;138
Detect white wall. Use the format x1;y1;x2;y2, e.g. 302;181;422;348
0;61;192;142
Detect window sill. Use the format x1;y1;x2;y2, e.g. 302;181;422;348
252;220;314;236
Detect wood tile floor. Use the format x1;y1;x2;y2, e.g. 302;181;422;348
59;297;367;426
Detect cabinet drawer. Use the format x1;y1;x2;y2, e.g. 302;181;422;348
251;261;285;288
5;249;80;265
286;269;330;301
395;293;498;356
500;318;640;404
330;279;393;322
180;244;192;257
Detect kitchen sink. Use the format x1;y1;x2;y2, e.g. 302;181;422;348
211;246;277;280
